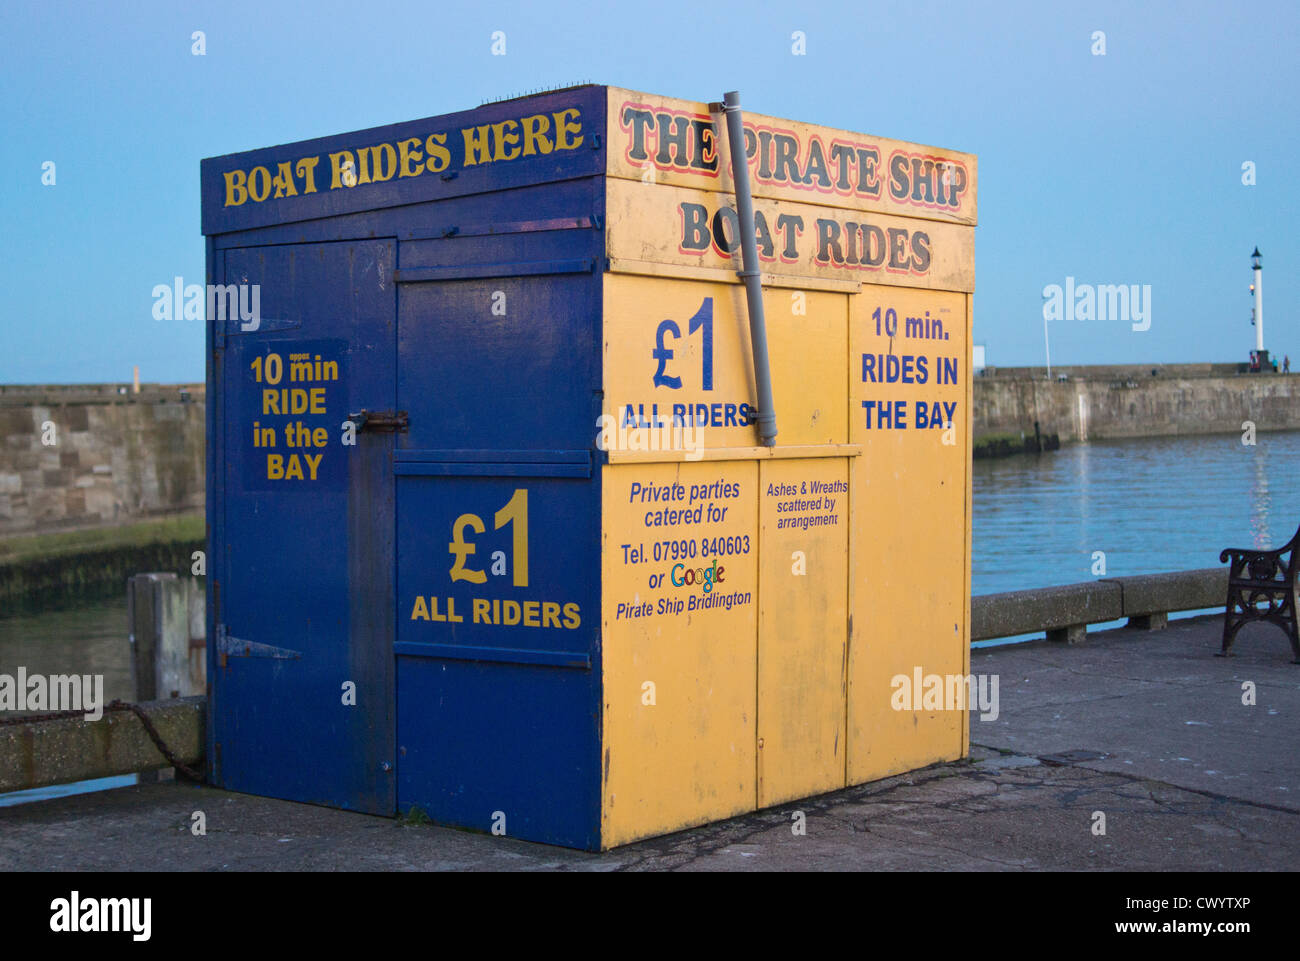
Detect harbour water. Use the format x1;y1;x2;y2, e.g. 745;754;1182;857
973;430;1300;595
0;595;137;808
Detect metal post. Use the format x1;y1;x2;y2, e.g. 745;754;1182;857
720;91;778;446
1044;314;1052;381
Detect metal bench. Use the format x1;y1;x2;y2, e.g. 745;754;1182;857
1219;522;1300;662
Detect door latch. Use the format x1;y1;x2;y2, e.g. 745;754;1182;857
347;409;409;433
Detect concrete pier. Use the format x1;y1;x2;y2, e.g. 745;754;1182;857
973;365;1300;445
1;612;1294;870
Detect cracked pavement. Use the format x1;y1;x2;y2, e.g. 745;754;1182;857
1;613;1296;870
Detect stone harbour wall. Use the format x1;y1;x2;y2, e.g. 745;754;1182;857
0;384;204;537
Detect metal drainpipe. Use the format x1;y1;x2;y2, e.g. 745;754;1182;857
718;90;778;447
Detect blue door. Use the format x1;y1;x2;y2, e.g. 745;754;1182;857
211;239;397;815
391;272;603;848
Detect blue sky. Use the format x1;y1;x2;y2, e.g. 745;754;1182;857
1;0;1296;383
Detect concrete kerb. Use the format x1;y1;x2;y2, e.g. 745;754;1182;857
1100;567;1226;631
971;581;1122;643
0;696;204;794
972;567;1229;643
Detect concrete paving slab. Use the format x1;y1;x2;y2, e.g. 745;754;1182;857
0;748;1294;871
971;614;1300;811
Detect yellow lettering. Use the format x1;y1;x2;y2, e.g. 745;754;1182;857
521;114;552;156
462;125;492;166
522;600;540;627
493;488;529;587
553;108;583;150
563;602;581;629
296;156;320;194
447;597;463;623
449;514;487;584
411;595;430;621
271;161;298;198
247;166;272;202
492;120;521;161
223;169;248;207
309;387;325;413
429;596;446;622
284;455;304;480
502;600;521;626
266;454;284;479
398;137;424;177
262;389;280;415
425;133;451;173
303;453;322;480
473;598;491;623
369;142;398;181
328;150;356;189
541;601;561;628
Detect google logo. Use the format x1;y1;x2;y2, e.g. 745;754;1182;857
671;559;726;594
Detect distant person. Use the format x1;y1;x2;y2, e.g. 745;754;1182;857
1273;357;1280;373
1250;350;1259;372
1286;355;1291;373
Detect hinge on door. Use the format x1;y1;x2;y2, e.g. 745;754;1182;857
216;624;302;666
347;410;409;433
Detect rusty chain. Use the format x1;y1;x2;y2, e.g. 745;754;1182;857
0;698;204;781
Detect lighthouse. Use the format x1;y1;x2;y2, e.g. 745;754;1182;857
1251;247;1265;363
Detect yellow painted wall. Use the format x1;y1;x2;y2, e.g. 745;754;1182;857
847;286;969;782
598;88;973;848
600;459;759;847
606;178;975;293
599;272;859;845
605;86;978;226
757;457;849;807
602;273;847;451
